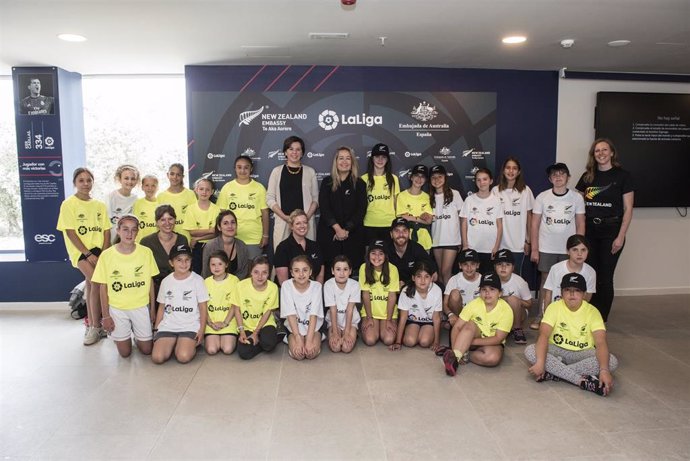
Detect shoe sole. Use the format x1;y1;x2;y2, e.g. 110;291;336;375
442;351;457;377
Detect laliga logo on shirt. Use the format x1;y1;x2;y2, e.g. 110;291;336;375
34;234;56;244
112;281;123;292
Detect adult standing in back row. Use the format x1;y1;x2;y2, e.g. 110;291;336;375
266;136;319;250
576;139;634;322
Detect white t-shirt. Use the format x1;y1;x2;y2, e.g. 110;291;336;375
157;272;209;333
499;273;532;301
444;272;481;307
398;283;443;323
460;193;503;253
431;189;463;247
491;185;534;252
323;278;361;329
280;279;324;336
533;189;585;254
107;189;138;244
544;260;597;301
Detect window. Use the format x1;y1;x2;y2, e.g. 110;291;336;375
0;77;22;255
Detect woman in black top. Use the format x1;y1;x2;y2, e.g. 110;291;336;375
317;146;368;273
576;138;634;322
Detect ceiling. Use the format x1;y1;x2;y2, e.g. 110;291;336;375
1;0;689;76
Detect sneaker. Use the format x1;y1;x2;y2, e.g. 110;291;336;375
98;327;108;338
513;328;527;345
442;349;459;376
536;372;561;383
83;327;101;346
579;375;606;396
529;318;541;330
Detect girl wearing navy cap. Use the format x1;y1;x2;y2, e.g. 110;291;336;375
430;164;464;285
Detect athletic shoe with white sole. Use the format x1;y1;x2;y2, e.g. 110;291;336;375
83;326;101;346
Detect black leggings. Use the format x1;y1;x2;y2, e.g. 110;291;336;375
586;221;624;322
191;241;205;275
237;326;279;360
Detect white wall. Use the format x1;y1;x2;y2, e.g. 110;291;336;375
557;79;690;295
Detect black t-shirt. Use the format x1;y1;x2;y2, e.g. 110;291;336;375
274;234;323;278
576;167;634;218
386;240;437;285
279;165;304;215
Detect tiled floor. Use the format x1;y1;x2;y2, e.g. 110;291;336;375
1;294;689;460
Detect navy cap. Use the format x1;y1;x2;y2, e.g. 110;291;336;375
410;164;429;177
561;272;586;292
494;249;514;265
368;240;386;252
429;165;447;176
390;217;409;230
169;244;193;260
479;272;502;290
458;248;479;263
371;143;390;157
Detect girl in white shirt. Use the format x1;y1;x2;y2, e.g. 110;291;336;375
429;165;464;285
107;164;139;244
280;255;324;360
325;256;361;353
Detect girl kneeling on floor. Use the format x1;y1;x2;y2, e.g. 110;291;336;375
525;273;618;396
152;244;209;364
280;255;325;360
390;261;443;352
234;256;280;360
325;256;361;353
204;250;240;355
359;240;400;346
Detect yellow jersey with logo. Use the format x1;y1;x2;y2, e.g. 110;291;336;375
56;195;109;267
157;188;197;241
396;190;433;250
542;299;605;351
216;180;268;245
459;297;513;343
132;197;159;242
359;262;399;319
204;274;240;334
362;173;400;227
92;244;159;310
231;278;278;332
183;202;220;243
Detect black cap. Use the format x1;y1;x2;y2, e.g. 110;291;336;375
390;217;409;230
458;248;479;263
169;244;193;260
371;143;390;157
410;164;428;177
546;162;570;176
368;240;386;252
429;165;447;176
479;272;502;290
493;249;514;265
561;272;586;292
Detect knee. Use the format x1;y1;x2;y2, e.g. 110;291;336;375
118;349;132;359
341;342;355;353
205;345;219;355
418;337;433;348
221;344;236;355
608;354;619;372
329;341;342;353
482;350;503;367
238;349;253;360
306;349;320;360
402;335;417;348
524;344;537;364
381;333;395;346
175;350;195;364
151;352;166;364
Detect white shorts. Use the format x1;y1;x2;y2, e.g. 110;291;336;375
110;305;153;342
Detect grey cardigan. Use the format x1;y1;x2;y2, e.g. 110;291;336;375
201;236;250;280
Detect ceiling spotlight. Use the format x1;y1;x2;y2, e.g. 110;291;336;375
560;39;575;49
502;36;526;44
309;32;349;39
608;40;631;47
58;33;87;42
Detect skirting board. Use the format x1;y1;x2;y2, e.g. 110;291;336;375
616;286;690;296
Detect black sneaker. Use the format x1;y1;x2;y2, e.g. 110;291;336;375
513;328;527;345
443;349;459;376
579;375;606;396
536;372;561;383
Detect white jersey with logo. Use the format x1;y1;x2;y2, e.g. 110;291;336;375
157;272;209;333
460;193;503;253
280;279;324;336
444;272;481;307
107;189;138;244
491;185;534;252
323;278;361;329
398;283;443;323
544;260;597;301
431;189;463;247
533;189;585;254
499;273;532;301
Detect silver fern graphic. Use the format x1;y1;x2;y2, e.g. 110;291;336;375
238;107;265;126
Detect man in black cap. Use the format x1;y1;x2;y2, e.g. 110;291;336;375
386;217;437;288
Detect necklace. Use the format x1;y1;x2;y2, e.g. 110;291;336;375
287;165;302;175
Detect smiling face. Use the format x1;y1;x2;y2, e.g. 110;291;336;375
118;168;139;194
336;149;353;175
430;173;446;193
235;158;252;181
568;243;589;265
74;171;93;196
218;213;237;238
368;249;386;269
157;212;176;234
285;142;303;165
141;178;158;199
593;141;614;169
372;154;388;170
251;263;270;287
209;256;228;277
290;260;312;285
331;261;352;284
171;254;192;274
474;172;492;192
503;160;520;184
460;261;479;279
390;225;410;248
194;180;213;201
167;166;183;187
291;215;309;238
116;217;139;244
411;173;426;189
412;270;432;293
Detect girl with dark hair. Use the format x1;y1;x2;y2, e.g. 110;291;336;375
157;163;197;242
201;209;250;280
325;255;361;353
359;240;400;346
361;143;400;243
390;261;442;352
203;250;240;356
429;164;464;285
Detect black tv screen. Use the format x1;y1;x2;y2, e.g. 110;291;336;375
595;92;690;207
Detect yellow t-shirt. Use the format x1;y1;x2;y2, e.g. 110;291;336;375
56;195;109;267
231;278;278;332
542;299;605;351
204;274;240;334
396;189;433;250
183;202;220;243
362;173;400;227
359;262;399;320
91;244;159;310
132;197;159;242
216;180;268;245
459;297;513;343
157;188;197;241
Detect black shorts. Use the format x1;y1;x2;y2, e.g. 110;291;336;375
78;247;102;262
406;320;433;327
204;332;238;337
154;330;196;341
432;245;459;251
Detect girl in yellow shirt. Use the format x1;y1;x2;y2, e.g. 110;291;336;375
396;164;433;250
204;250;240;355
361;143;399;244
359;240;400;347
183;177;220;275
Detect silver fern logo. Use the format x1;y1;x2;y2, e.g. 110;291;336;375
238;107;265;126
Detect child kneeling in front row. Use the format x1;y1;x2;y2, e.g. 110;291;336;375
525;273;618;396
152;244;209;364
325;256;361;353
442;272;513;376
493;249;533;345
204;250;240;355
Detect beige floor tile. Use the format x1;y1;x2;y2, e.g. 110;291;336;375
32;433;157;460
604;428;690;459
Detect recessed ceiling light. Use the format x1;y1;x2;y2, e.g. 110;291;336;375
58;33;87;42
502;36;526;44
608;40;631;47
309;32;349;40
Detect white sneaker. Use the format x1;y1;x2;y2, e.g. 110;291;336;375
83;327;101;346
